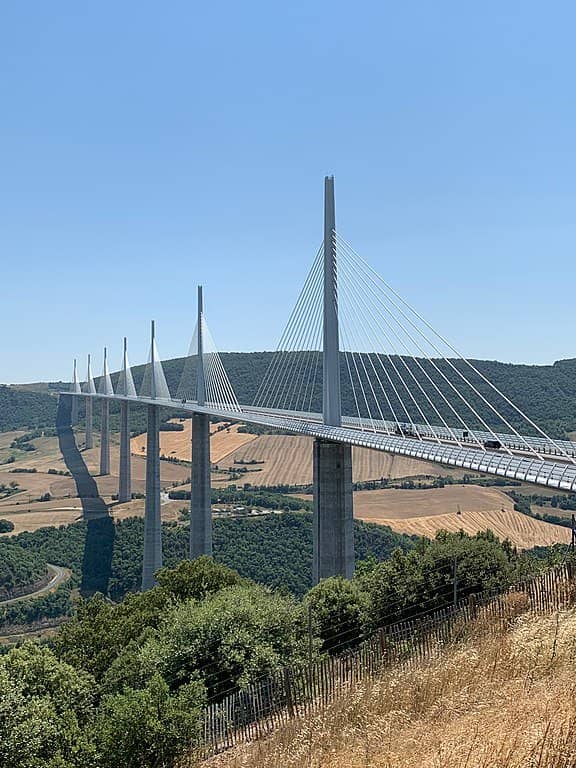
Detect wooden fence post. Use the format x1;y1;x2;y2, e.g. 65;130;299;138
283;667;295;718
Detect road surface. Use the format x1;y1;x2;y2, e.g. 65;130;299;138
0;564;72;606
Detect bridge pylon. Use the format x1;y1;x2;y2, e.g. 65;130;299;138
142;321;163;591
99;348;112;476
118;338;132;504
71;359;80;426
190;285;213;559
84;354;95;450
313;176;355;584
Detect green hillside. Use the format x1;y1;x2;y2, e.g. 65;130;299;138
0;540;47;597
4;353;576;437
8;512;415;603
0;385;59;431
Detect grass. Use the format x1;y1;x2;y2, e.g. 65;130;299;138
205;607;576;768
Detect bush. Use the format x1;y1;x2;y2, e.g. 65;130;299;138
0;519;14;533
305;577;370;654
94;674;204;768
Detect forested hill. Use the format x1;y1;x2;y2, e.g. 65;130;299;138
0;384;59;432
3;354;576;437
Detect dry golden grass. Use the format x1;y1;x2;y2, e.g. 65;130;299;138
383;508;572;549
207;608;576;768
222;435;460;487
353;485;516;519
292;486;569;549
131;420;257;463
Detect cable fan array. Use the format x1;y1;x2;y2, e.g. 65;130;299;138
83;311;240;412
177;313;241;412
254;231;576;467
254;246;324;415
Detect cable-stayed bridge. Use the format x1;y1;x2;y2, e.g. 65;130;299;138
64;177;576;590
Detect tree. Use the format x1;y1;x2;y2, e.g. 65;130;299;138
155;556;246;602
0;644;97;768
142;584;310;699
95;674;204;768
305;577;370;654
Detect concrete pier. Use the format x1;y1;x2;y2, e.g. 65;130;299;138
71;359;80;425
189;286;212;559
312;176;355;583
312;439;354;583
99;400;110;475
85;398;93;450
84;354;95;450
190;412;212;558
142;403;162;589
71;396;79;426
118;400;131;503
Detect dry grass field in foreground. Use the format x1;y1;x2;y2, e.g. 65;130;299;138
207;608;576;768
131;420;257;463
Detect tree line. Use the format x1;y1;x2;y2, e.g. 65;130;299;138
0;529;563;768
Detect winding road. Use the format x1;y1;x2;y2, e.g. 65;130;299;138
0;564;72;606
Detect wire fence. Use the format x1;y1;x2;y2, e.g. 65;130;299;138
200;564;576;757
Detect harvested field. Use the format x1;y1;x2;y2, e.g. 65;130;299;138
0;430;26;450
530;503;574;520
352;485;515;520
111;497;185;525
130;420;257;463
383;508;571;548
347;485;569;549
220;435;463;487
0;430;190;535
292;485;570;548
0;507;84;535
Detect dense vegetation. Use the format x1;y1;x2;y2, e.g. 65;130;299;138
4;513;415;619
0;531;553;768
0;541;47;597
6;353;576;437
0;385;58;432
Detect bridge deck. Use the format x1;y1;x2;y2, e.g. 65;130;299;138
64;392;576;493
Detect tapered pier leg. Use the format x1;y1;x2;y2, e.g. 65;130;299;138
100;400;110;476
190;413;212;558
142;404;162;590
118;401;131;503
312;439;354;584
71;396;79;426
85;398;93;450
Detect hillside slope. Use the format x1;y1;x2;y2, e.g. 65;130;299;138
6;354;576;436
211;608;576;768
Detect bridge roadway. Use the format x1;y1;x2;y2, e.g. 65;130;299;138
75;392;576;493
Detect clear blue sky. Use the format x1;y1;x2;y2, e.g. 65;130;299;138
2;1;575;383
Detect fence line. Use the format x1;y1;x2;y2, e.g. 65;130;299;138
200;564;576;757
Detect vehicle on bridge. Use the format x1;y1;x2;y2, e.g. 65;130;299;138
395;424;418;439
